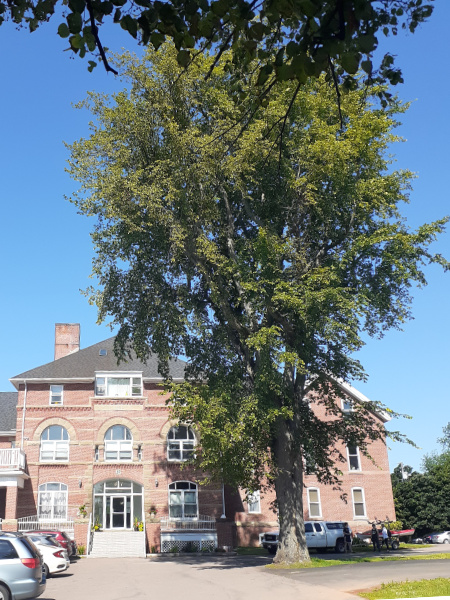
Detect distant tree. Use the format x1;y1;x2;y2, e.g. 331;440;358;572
1;0;433;106
68;44;447;564
393;449;450;534
438;422;450;451
391;462;414;486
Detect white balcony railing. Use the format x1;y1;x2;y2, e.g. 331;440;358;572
17;515;75;540
159;515;217;531
0;448;26;470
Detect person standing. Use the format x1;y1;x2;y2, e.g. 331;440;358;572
381;524;390;551
371;524;380;551
343;522;352;553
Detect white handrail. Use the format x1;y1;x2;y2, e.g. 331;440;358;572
87;512;92;555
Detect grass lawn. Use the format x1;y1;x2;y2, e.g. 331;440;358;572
266;553;450;569
359;577;450;599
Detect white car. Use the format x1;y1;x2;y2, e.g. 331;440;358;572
430;531;450;544
25;535;70;578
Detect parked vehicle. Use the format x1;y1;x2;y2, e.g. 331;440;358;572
423;533;434;544
430;531;450;544
25;535;70;578
0;531;46;600
261;521;349;554
23;530;76;557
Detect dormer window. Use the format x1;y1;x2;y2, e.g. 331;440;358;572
95;374;142;397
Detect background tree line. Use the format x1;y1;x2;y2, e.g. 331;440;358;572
392;424;450;536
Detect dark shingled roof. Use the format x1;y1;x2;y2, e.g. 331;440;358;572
0;392;18;432
10;337;186;383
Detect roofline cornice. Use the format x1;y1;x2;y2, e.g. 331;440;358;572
9;376;185;390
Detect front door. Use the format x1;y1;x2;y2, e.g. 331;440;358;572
111;496;127;529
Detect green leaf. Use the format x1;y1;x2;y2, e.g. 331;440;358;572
177;49;191;67
58;22;70;38
357;33;377;53
68;0;85;13
88;60;97;72
67;12;83;34
120;15;138;38
150;32;165;49
340;52;360;74
256;64;273;86
69;33;84;49
361;59;372;74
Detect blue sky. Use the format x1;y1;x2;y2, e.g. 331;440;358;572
0;4;449;473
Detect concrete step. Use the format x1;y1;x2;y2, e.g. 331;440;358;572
90;530;146;558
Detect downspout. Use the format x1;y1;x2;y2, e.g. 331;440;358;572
221;482;226;519
20;381;28;450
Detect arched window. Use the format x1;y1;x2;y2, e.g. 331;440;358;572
40;425;69;461
167;426;195;461
38;483;68;519
104;425;133;461
168;481;198;519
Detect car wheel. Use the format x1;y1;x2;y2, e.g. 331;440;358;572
444;539;449;544
391;541;399;550
335;539;345;553
44;564;50;579
0;584;11;600
268;546;277;555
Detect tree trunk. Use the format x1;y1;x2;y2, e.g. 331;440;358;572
272;418;310;564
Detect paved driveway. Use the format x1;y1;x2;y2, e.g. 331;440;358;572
41;554;450;600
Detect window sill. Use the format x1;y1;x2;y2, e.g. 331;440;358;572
94;396;145;400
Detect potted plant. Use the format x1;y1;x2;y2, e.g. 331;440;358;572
78;504;88;518
93;519;102;532
134;517;144;531
149;506;158;518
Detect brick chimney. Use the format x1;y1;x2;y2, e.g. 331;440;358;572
54;323;80;360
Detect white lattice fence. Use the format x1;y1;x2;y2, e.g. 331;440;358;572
161;539;216;553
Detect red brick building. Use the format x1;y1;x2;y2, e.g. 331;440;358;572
0;323;395;555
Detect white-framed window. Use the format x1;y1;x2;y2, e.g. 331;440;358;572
307;487;322;518
247;490;261;514
49;385;63;406
40;426;69;462
38;482;68;519
95;373;142;397
342;398;354;412
167;425;196;461
168;481;198;519
104;425;133;461
347;445;361;471
352;487;366;518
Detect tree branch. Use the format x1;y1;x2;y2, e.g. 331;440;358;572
85;0;118;75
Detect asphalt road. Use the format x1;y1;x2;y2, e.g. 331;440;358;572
40;552;450;600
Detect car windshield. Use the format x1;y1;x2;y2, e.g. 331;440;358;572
29;536;59;546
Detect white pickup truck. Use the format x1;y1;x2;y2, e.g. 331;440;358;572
261;521;349;554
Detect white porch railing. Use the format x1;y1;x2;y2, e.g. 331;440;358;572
159;515;216;531
0;448;26;470
17;515;75;539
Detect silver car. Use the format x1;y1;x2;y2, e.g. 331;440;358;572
0;532;46;600
430;531;450;544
